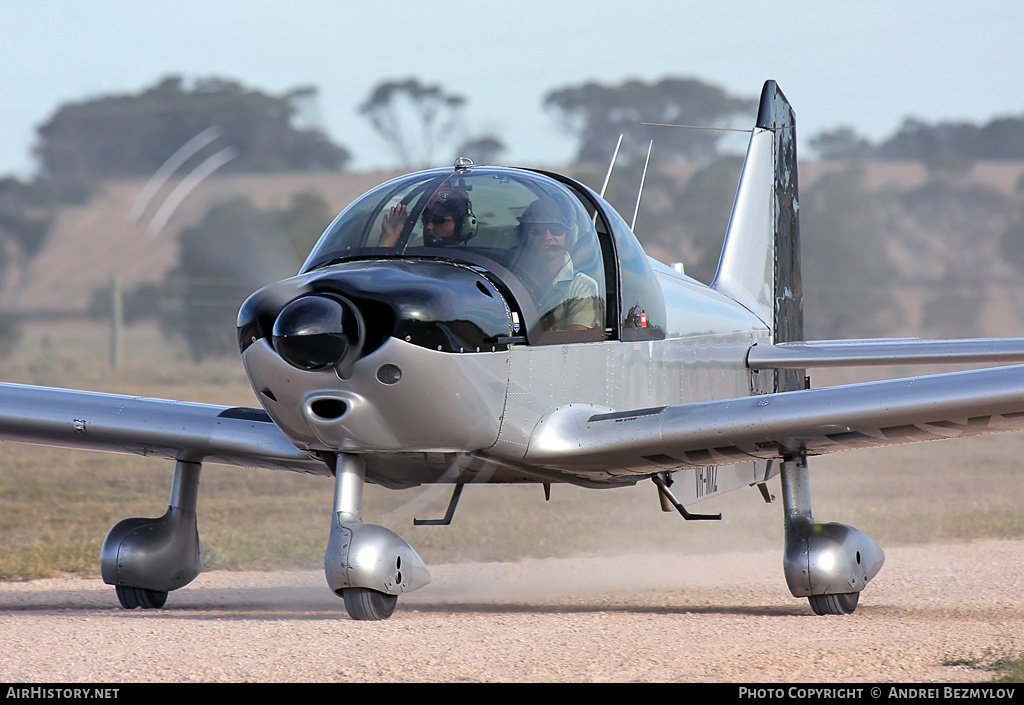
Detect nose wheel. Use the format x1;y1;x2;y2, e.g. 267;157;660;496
325;454;431;620
115;585;168;609
342;587;398;621
808;591;859;615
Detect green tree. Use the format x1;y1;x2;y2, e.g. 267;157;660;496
1000;219;1024;272
544;78;752;166
0;175;86;352
978;117;1024;159
877;118;973;164
35;76;351;180
801;167;904;338
901;179;1013;337
667;158;744;282
0;177;63;317
161;192;332;360
596;158;743;284
359;79;466;169
809;126;874;160
877;114;1024;164
454;135;506;165
0;177;56;260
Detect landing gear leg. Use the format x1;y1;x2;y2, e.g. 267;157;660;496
324;454;430;621
780;454;884;615
102;459;203;609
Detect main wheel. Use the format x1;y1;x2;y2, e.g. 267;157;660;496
342;587;398;621
115;585;168;609
808;591;859;615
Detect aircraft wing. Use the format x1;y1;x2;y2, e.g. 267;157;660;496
0;382;328;474
747;337;1024;368
522;364;1024;473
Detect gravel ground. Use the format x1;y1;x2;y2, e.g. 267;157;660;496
1;538;1022;682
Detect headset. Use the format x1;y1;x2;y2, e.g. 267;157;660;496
423;181;477;244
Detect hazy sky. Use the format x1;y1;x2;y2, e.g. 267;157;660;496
2;0;1023;177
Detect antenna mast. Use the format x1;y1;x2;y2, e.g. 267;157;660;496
631;140;654;231
599;134;624;198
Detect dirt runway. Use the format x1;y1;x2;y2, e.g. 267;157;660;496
1;539;1022;682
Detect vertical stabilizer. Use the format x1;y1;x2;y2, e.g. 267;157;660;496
711;80;803;391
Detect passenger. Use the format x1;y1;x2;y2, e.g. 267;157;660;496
378;189;475;247
516;198;602;331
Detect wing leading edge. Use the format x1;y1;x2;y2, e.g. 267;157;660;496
748;338;1024;368
0;382;328;474
522;364;1024;473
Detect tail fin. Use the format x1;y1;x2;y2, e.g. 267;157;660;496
711;80;803;390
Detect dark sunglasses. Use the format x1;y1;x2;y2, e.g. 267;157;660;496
422;214;454;226
524;223;567;238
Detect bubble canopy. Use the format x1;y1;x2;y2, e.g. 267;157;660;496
302;166;609;342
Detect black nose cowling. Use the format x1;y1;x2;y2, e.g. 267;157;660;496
272;295;364;371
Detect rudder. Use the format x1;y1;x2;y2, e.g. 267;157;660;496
711;80;803;392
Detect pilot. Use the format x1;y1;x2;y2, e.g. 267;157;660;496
516;198;602;331
379;189;475;247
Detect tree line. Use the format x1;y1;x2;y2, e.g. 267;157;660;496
14;73;1024;183
812;116;1024;171
30;74;1024;181
101;161;1024;360
35;76;350;180
4;73;1024;359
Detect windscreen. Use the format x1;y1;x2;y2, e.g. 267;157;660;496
303;167;608;340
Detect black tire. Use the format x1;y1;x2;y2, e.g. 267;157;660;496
808;591;859;615
342;587;398;620
116;585;168;609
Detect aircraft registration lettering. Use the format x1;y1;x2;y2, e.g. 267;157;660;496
695;466;718;497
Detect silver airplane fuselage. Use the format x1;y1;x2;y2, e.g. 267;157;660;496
241;253;769;501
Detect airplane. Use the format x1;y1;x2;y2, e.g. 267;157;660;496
3;80;1024;620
